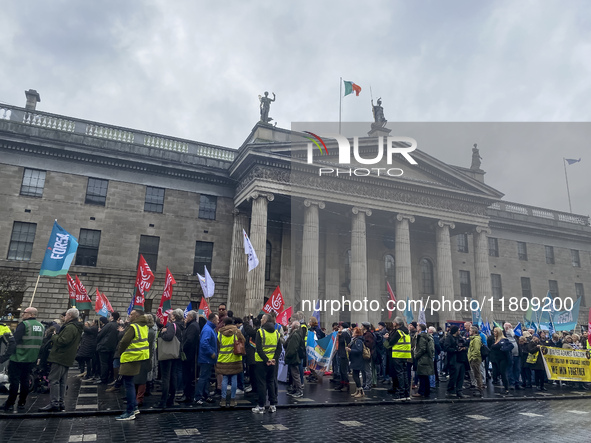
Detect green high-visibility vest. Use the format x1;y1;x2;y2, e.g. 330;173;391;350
217;332;242;363
255;328;280;362
392;330;411;359
10;320;44;363
121;324;149;363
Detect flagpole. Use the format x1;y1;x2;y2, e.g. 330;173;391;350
29;274;41;307
339;77;342;135
563;157;573;213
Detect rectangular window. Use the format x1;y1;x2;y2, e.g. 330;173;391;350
144;186;165;213
488;237;499;257
198;195;217;220
85;178;109;206
575;283;585;307
7;222;37;261
459;270;471;298
521;277;532;299
20;168;46;197
75;229;101;267
548;280;559;298
517;242;528;261
491;274;502;299
138;235;160;273
194;241;214;275
457;233;469;253
571;249;581;267
545;246;555;265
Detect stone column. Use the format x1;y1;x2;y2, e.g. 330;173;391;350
473;226;493;319
436;220;456;322
245;192;274;315
280;219;294;309
351;207;372;323
227;209;250;315
395;214;415;307
300;200;324;314
324;227;340;326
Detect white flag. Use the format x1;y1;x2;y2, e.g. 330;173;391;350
243;229;259;271
418;308;426;325
197;265;215;298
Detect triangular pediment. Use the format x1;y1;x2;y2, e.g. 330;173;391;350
232;124;504;201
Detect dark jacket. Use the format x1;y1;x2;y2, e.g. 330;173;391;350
310;324;325;340
348;336;365;371
242;322;257;365
182;318;201;362
415;332;435;376
337;329;351;358
215;324;245;375
96;320;119;353
363;330;376;357
76;325;98;359
284;327;305;365
443;333;467;365
255;321;282;364
118;315;149;376
198;321;218;365
490;339;512;364
48;319;84;367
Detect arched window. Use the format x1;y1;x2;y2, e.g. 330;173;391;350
265;241;272;281
420;258;434;294
385;254;396;292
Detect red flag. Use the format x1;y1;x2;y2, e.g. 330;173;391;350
262;286;285;315
156;268;176;326
102;292;113;313
75;276;92;310
277;306;293;326
134;255;155;310
387;281;396;320
198;298;210;318
66;273;77;307
95;288;104;313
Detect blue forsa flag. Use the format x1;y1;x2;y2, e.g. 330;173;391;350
39;221;78;276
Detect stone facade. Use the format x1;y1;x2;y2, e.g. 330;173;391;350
1;100;590;330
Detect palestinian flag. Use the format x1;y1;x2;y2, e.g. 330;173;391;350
343;80;361;96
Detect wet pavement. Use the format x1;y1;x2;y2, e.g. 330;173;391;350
1;394;591;442
1;367;590;420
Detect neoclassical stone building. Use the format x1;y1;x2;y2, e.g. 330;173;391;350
1;92;590;327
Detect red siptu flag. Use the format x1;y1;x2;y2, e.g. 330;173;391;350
102;292;113;313
66;273;77;307
134;255;154;310
588;308;591;348
198;297;210;318
262;286;285;315
156;268;176;326
277;306;293;326
387;281;396;320
75;276;92;310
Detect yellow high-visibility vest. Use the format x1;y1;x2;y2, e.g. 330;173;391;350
217;332;241;363
121;323;149;363
392;330;411;359
255;328;280;362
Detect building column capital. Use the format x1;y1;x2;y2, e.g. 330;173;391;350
437;220;456;230
352;207;372;216
248;191;274;202
304;199;325;209
474;225;491;235
396;213;415;223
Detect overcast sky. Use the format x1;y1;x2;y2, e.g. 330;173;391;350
1;0;589;217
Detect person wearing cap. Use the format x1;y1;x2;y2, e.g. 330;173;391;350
334;322;351;392
444;325;468;398
384;317;411;400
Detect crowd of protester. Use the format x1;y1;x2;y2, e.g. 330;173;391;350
1;304;590;421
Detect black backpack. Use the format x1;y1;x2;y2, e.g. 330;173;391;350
480;342;490;359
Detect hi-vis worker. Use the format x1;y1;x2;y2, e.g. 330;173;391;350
216;316;246;408
2;307;41;412
252;313;282;414
384;316;411;400
116;310;149;421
